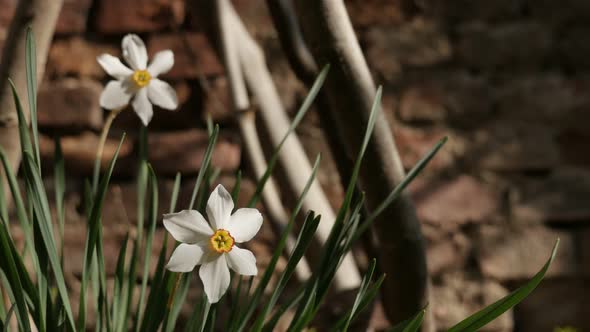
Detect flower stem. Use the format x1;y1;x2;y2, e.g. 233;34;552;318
92;107;124;193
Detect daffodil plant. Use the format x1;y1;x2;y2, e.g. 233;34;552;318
0;29;558;332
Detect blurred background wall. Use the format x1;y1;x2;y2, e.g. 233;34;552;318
1;0;589;330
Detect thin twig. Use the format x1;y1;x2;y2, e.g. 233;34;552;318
0;0;64;198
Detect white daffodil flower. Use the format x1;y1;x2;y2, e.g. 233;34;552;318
164;184;263;303
97;34;178;126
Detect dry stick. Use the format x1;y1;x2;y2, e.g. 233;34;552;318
225;2;362;290
0;0;64;198
293;1;434;330
215;0;311;281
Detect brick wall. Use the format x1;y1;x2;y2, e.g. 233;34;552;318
1;0;589;330
354;0;590;330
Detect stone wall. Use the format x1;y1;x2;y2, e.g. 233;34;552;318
1;0;589;331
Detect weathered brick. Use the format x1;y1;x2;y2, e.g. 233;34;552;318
0;0;16;27
365;18;451;79
95;0;184;33
346;0;405;27
393;126;455;172
56;0;92;34
558;26;590;69
47;37;119;78
39;132;135;177
433;272;513;331
469;122;560;172
147;33;223;79
38;78;103;131
410;175;499;231
147;129;240;176
494;73;590;124
476;224;575;280
397;70;492;128
528;0;590;24
201;77;233;123
456;21;552;70
511;168;590;225
516;280;590;331
418;0;524;22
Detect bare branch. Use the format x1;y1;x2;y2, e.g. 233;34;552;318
224;2;362;290
0;0;64;193
293;0;435;329
213;0;311;280
265;0;318;84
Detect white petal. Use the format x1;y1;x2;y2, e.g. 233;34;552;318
226;246;257;276
99;80;133;110
132;88;153;126
122;34;148;70
206;184;234;230
166;243;206;272
148;79;178;110
199;254;231;303
97;54;133;80
226;208;262;243
163;210;213;244
147;50;174;77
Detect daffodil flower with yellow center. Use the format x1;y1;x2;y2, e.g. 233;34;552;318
164;185;263;303
97;34;178;126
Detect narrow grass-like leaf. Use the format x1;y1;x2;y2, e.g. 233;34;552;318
336;86;381;224
231;170;242;206
164;274;191;332
189;125;219;210
25;27;40;169
361;136;447;234
0;215;38;313
448;239;559;332
0;176;8;228
183;296;204;332
247;64;330;207
2;303;15;332
340;259;378;331
112;232;129;331
135;165;159;328
287;287;318;332
262;288;304;332
77;135;126;330
0;222;30;331
287;88;382;330
138;174;182;332
251;212;320;330
170;173;182;213
388;307;426;332
21;151;76;331
0;149;34;252
234;154;322;331
54;137;66;260
9;79;33;158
